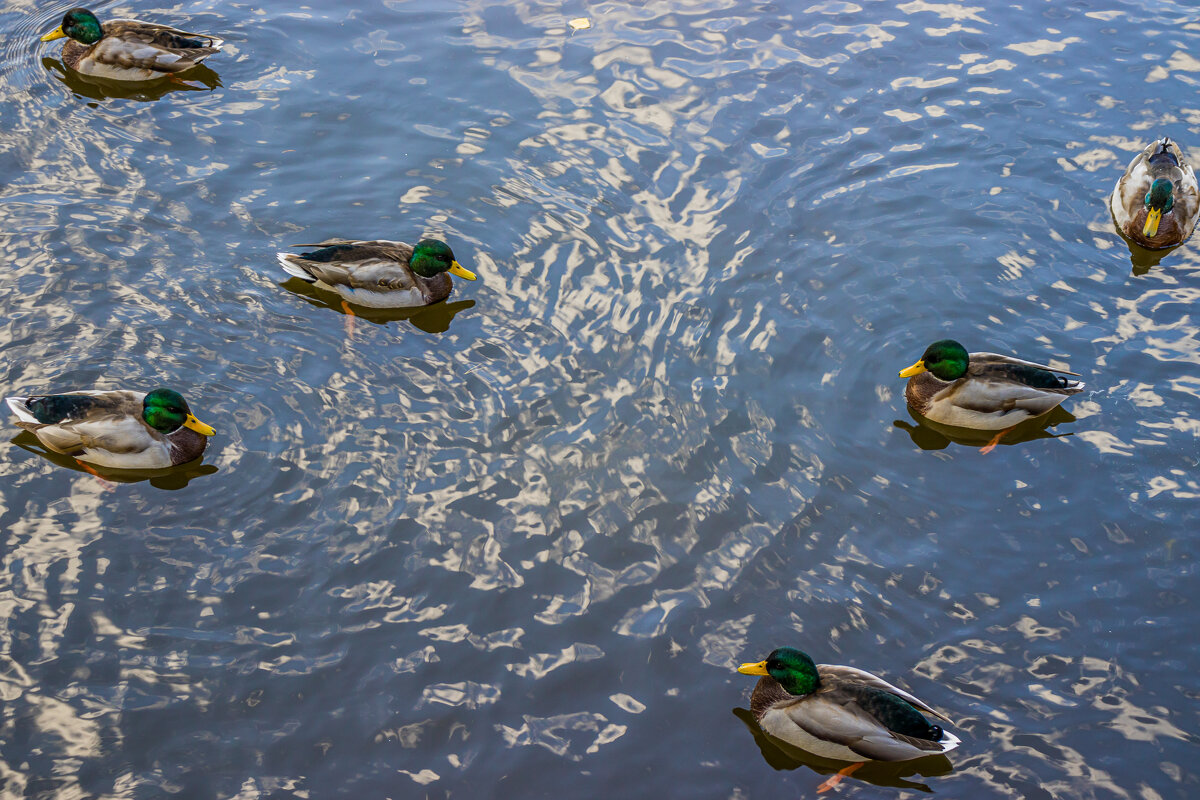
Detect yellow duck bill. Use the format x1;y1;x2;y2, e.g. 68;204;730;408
448;261;476;280
1143;208;1163;239
183;414;216;437
737;660;770;676
899;360;927;378
41;26;67;42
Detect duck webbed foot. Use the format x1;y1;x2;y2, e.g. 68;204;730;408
979;426;1014;454
816;762;864;793
74;459;116;491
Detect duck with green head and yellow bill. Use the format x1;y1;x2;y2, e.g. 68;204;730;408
6;388;215;470
737;647;959;790
277;237;476;308
898;339;1083;431
1110;138;1198;249
40;8;223;82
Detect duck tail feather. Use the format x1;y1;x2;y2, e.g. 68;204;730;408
5;396;37;424
277;253;316;282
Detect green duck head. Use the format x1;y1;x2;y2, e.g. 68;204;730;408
1142;178;1175;239
409;239;476;281
142;388;215;437
899;339;969;381
738;647;821;696
42;8;104;45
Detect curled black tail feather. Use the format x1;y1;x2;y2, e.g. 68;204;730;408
1148;139;1180;168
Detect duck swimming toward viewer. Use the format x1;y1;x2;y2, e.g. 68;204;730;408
1110;137;1198;249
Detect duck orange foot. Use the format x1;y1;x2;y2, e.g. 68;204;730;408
75;459;116;491
979;426;1014;455
817;762;864;793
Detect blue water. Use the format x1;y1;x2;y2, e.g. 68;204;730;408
0;0;1198;796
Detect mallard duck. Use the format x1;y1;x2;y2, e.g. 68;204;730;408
40;8;223;82
277;238;476;308
1110;137;1199;249
738;647;960;767
6;388;215;469
898;339;1083;431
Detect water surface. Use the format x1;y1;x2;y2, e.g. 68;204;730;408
0;0;1198;797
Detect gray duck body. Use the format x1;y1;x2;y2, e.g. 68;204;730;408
277;239;454;308
748;665;959;762
1110;137;1199;249
7;390;208;469
905;352;1083;430
60;19;222;81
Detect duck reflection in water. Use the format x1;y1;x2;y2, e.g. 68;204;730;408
12;432;217;490
733;707;953;793
281;277;476;335
42;58;220;101
895;405;1077;453
1123;237;1183;277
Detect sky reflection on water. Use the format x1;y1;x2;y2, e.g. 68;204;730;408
0;0;1198;797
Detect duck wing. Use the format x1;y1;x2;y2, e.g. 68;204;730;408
95;20;223;72
942;356;1082;418
7;391;156;456
105;20;223;50
779;684;953;761
1164;140;1200;231
969;351;1081;377
819;665;952;722
277;241;419;292
286;238;373;248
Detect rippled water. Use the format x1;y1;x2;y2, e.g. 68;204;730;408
1;0;1198;797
